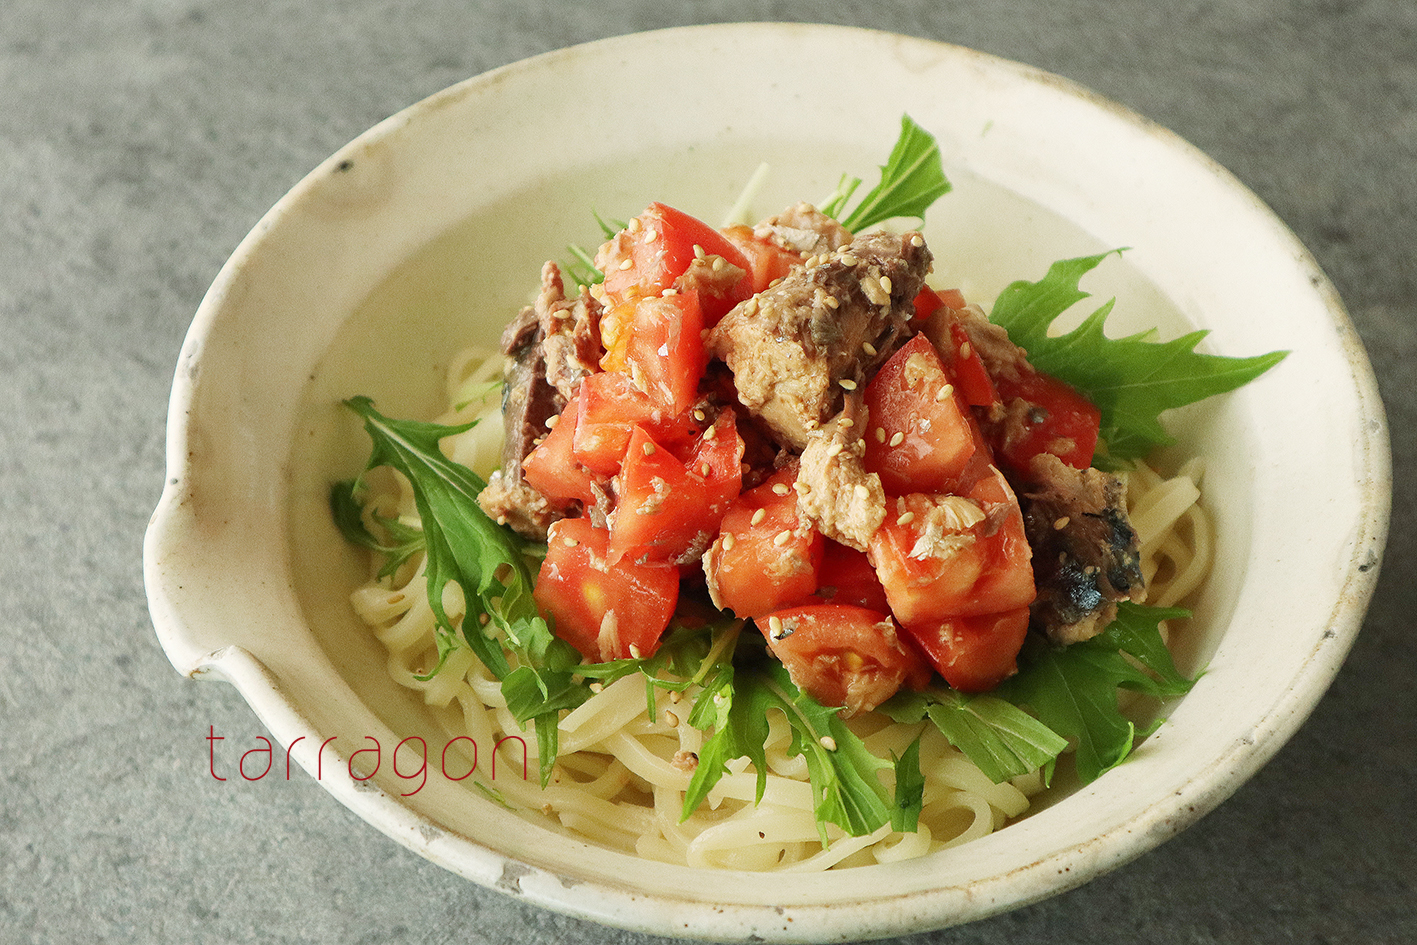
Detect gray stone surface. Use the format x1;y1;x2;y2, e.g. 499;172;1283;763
1;1;1412;942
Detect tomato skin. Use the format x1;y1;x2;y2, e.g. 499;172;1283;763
600;292;708;416
719;225;802;294
868;468;1035;628
598;203;753;324
608;414;743;567
571;370;702;476
760;604;931;715
939;319;1000;409
898;607;1030;693
992;369;1101;472
521;397;598;508
813;542;890;613
704;467;822;619
535;517;679;662
863;333;986;495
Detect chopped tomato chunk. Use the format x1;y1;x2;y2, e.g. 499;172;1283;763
599;291;706;415
597;203;752;324
760;604;931;715
993;369;1101;472
719;225;802;294
521;397;597;508
703;467;821;619
863;333;987;495
813;542;890;613
608;415;743;566
535;517;679;662
571;370;702;476
868;468;1034;628
938;319;1000;409
898;607;1030;693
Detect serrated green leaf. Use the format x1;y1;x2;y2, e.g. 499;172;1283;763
340;396;590;786
989;252;1288;462
995;603;1196;783
824;114;952;232
880;689;1068;785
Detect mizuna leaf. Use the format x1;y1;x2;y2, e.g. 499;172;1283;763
340;396;587;786
989;252;1288;462
880;689;1068;785
995;602;1196;783
823;114;952;232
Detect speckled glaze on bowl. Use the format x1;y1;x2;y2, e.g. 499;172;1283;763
144;23;1389;942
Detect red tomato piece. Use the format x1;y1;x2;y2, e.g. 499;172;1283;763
898;607;1031;693
598;203;753;324
939;319;1000;409
571;370;702;476
608;415;743;567
813;541;890;613
521;397;597;508
760;604;931;715
610;291;707;416
993;368;1101;472
868;468;1035;628
535;517;679;663
719;225;802;294
863;333;987;495
703;467;822;619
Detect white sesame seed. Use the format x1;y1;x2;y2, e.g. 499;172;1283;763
854;484;870;500
825;296;839;309
959;342;972;359
889;431;905;447
644;227;658;242
700;462;712;476
703;424;717;440
863;342;877;357
896;511;915;526
693;408;707;422
722;533;736;551
874;426;886;443
627;217;642;232
693;244;706;259
772;482;791;496
826;441;843;457
935;383;954;402
618;258;633;270
773;530;792;547
642;442;656;456
750;508;767;526
545;414;560;428
839;378;858;391
909;233;925;247
840;253;858;266
768;615;783;636
794;481;811;495
879;275;893;294
663;709;680;727
1054;516;1071;530
819;735;838;751
629;644;643;659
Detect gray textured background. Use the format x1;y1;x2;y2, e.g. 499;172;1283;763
2;1;1413;943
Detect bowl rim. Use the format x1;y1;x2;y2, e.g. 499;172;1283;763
144;22;1391;942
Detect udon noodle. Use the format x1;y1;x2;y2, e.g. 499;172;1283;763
346;342;1210;870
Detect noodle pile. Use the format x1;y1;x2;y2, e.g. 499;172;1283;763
346;344;1211;870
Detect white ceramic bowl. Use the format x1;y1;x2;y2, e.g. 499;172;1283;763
144;23;1389;942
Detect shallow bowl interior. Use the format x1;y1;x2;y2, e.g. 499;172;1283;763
144;23;1389;942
